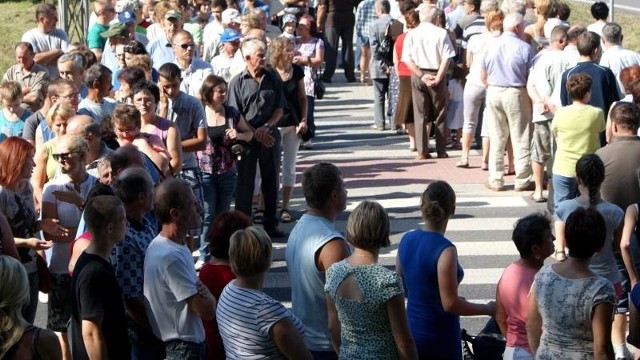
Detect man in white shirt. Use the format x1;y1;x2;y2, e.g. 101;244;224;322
21;3;69;77
587;1;609;38
402;5;455;160
172;31;213;98
599;22;640;95
211;28;241;81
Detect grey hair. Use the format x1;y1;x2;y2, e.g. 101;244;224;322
503;12;523;32
241;38;266;59
58;52;84;70
375;0;391;14
480;0;499;14
85;64;112;87
602;22;622;44
419;5;437;23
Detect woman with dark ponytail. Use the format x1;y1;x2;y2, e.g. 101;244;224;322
553;154;624;294
396;181;495;359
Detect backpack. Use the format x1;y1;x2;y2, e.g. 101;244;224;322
374;19;394;66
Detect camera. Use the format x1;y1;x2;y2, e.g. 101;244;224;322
230;140;250;156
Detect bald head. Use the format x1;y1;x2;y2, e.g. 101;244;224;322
153;178;192;224
66;115;98;135
244;28;266;42
111;144;145;175
112;166;153;205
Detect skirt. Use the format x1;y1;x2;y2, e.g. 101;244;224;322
394;75;414;125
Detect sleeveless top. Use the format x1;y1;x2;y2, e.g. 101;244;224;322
198;105;241;175
4;325;45;360
143;116;172;144
44;140;58;181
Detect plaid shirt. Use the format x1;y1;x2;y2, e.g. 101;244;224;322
355;0;377;39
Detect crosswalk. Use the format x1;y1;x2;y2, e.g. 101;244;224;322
261;82;549;335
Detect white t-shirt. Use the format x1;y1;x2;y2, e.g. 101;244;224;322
21;28;70;76
211;53;235;82
143;235;204;342
41;174;97;274
78;97;117;125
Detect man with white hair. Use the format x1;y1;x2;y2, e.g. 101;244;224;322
481;12;534;191
599;22;640;95
58;53;88;100
402;5;455;160
227;38;287;238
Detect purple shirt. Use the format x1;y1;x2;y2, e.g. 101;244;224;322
481;32;534;87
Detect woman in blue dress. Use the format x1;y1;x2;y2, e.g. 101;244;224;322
397;181;495;359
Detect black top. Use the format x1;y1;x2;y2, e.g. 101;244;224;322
227;68;286;127
70;252;131;360
270;64;305;128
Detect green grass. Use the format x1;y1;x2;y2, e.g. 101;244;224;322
0;1;638;74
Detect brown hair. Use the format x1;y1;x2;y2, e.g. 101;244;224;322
566;72;592;101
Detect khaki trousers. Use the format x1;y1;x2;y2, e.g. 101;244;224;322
411;71;449;155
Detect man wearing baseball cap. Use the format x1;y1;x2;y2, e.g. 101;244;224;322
100;22;131;73
211;28;241;81
147;9;184;70
203;7;242;61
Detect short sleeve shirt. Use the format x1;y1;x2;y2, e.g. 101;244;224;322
110;217;156;299
21;28;70;76
167;92;206;168
226;68;286;127
87;23;108;50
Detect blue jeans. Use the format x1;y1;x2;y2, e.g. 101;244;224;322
552;174;578;210
200;170;237;258
128;317;165;360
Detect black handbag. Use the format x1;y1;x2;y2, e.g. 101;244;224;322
461;317;506;360
314;67;325;100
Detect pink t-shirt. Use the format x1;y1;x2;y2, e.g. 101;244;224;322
497;262;538;352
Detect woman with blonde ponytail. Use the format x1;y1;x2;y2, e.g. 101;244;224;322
0;255;61;360
396;181;495;359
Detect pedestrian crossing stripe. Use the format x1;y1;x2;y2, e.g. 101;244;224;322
345;197;528;211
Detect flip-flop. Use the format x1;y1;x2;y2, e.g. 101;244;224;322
531;194;547;203
281;209;293;223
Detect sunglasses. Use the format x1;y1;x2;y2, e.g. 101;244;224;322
178;42;196;49
52;152;77;162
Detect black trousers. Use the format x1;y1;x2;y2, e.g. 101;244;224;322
323;24;356;81
235;129;282;229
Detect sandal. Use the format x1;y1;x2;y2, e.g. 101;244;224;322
253;209;264;224
281;209;293;223
481;162;489;171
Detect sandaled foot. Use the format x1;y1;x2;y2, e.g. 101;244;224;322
481;162;488;171
281;209;293;223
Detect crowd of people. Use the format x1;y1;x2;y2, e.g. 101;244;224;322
1;0;640;359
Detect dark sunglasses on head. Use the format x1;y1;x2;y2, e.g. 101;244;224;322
52;152;76;162
178;42;196;49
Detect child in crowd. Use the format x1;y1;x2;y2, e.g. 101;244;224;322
0;81;31;140
446;65;465;150
281;14;297;39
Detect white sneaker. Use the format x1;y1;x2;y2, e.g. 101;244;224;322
38;292;48;304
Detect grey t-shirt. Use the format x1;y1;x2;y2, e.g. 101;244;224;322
21;28;70;77
167;92;206;169
22;110;45;143
78;97;117;125
555;199;624;284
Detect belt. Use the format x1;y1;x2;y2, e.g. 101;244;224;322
488;85;526;89
419;68;438;72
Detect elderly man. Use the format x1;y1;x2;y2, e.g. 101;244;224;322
402;6;455;159
21;3;69;77
599;22;640;95
3;42;50;112
172;31;212;98
147;9;184;70
481;12;534;191
78;64;116;125
317;0;358;83
285;162;350;358
144;178;215;359
58;53;88;100
252;8;281;40
87;0;117;62
211;28;241;81
203;7;241;62
368;0;402;130
66;115;113;177
111;167;164;359
227;38;286;238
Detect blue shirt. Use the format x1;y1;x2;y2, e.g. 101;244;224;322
237;0;270;16
560;61;621;116
481;32;534;87
147;37;176;71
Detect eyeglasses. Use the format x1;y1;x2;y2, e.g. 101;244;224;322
178;43;196;49
52;152;77;162
59;92;78;101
